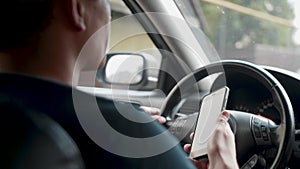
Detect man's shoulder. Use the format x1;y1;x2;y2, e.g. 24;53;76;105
0;72;107;99
0;72;138;117
0;73;72;92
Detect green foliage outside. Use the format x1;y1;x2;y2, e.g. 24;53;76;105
200;0;294;50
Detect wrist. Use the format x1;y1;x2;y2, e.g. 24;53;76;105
208;156;239;169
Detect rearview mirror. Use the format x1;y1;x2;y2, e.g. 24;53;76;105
100;53;145;85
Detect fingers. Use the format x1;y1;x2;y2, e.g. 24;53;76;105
185;131;210;168
140;106;160;115
186;111;230;154
184;144;209;169
218;111;230;124
193;159;209;169
190;132;194;140
185;111;237;169
221;110;230;118
151;115;166;124
140;106;165;124
183;144;191;153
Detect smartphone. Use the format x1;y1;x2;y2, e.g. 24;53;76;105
189;87;229;159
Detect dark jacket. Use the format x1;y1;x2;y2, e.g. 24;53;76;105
0;73;196;169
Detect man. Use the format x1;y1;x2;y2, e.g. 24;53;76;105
0;0;238;168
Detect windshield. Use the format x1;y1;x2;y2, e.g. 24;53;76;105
175;0;300;73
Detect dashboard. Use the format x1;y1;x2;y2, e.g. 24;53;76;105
226;74;282;125
264;67;300;131
179;65;300;131
225;66;300;130
225;65;300;168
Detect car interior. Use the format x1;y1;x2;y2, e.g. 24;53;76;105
3;0;300;168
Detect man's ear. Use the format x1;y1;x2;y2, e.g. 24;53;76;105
69;0;86;30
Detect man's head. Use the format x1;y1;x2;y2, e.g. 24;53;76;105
0;0;111;84
0;1;53;50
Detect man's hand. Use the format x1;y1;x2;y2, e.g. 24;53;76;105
183;133;210;169
184;111;239;169
140;106;166;124
207;111;239;169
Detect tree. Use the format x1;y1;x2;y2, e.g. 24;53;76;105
200;0;294;53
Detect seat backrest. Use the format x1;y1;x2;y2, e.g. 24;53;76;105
0;102;85;169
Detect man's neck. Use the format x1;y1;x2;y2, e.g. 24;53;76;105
0;39;79;86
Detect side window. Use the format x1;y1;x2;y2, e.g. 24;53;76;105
103;1;162;90
78;1;162;90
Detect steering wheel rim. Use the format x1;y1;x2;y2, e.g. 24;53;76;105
161;60;294;168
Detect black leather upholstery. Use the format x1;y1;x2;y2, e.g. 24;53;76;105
0;102;85;169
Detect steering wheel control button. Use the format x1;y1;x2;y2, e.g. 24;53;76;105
251;116;272;145
248;154;258;167
241;164;251;169
253;117;261;124
241;154;258;169
254;126;261;138
261;126;269;141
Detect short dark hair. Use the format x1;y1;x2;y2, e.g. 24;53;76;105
0;0;53;50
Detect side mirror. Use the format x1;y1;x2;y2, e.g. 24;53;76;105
98;53;146;85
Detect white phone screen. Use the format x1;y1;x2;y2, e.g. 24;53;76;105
189;87;229;159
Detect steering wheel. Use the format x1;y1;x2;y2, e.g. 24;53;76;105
161;60;294;168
